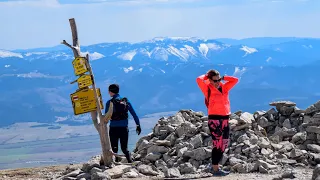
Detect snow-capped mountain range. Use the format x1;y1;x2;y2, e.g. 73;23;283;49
3;36;320;65
1;37;320;127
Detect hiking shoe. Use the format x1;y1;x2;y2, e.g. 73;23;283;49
115;156;121;162
125;152;133;163
211;169;230;176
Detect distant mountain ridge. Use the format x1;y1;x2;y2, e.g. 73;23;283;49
0;37;320;128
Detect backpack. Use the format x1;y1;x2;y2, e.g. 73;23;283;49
111;97;129;120
205;86;211;108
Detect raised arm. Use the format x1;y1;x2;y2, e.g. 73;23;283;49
196;74;209;95
223;75;239;92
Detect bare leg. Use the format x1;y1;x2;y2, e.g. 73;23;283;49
212;164;219;171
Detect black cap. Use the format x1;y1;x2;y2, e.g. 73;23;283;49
108;84;119;94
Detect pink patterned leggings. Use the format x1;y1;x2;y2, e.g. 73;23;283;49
208;118;230;165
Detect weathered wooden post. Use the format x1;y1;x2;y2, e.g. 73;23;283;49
62;18;114;167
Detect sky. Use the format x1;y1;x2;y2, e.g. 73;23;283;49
0;0;319;50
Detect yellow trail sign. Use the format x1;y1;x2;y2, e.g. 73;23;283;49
77;74;93;89
70;88;104;115
72;57;88;76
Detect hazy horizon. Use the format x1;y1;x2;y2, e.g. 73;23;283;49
1;0;319;49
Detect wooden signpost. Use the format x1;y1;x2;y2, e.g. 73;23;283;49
61;18;114;167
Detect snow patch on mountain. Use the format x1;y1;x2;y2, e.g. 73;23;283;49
240;45;258;56
198;44;209;56
81;51;105;61
55;116;68;123
123;66;134;73
142;36;202;43
0;72;63;79
275;48;282;52
198;43;222;57
302;45;313;49
182;45;197;56
266;57;272;62
25;52;48;57
167;45;189;61
152;47;169;61
233;66;247;77
17;72;63;79
111;51;120;56
88;52;105;60
118;50;137;61
140;49;152;58
47;52;71;60
207;43;222;50
0;50;23;58
169;37;201;43
150;37;166;42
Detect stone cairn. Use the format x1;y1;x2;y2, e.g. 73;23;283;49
57;100;320;180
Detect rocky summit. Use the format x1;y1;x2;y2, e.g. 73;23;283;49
56;100;320;180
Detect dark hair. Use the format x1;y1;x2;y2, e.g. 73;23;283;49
206;69;220;79
108;84;119;94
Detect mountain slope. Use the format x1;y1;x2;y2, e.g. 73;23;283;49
1;37;320;127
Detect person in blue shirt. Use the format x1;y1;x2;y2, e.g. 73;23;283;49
104;83;141;163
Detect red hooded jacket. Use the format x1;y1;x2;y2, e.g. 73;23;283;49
196;74;238;116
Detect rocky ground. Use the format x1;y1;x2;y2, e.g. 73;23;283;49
0;163;315;180
1;100;320;180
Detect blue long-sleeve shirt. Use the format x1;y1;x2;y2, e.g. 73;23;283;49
105;94;140;127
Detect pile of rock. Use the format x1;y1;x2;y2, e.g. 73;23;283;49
57;100;320;179
131;100;320;176
312;164;320;180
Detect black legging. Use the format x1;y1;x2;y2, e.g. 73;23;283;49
212;147;224;165
109;126;131;162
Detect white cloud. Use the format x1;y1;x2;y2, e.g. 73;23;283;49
0;0;60;7
0;0;203;7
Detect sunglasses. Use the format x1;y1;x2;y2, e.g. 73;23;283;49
212;78;221;82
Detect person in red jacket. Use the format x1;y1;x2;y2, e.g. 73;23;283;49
196;69;238;176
